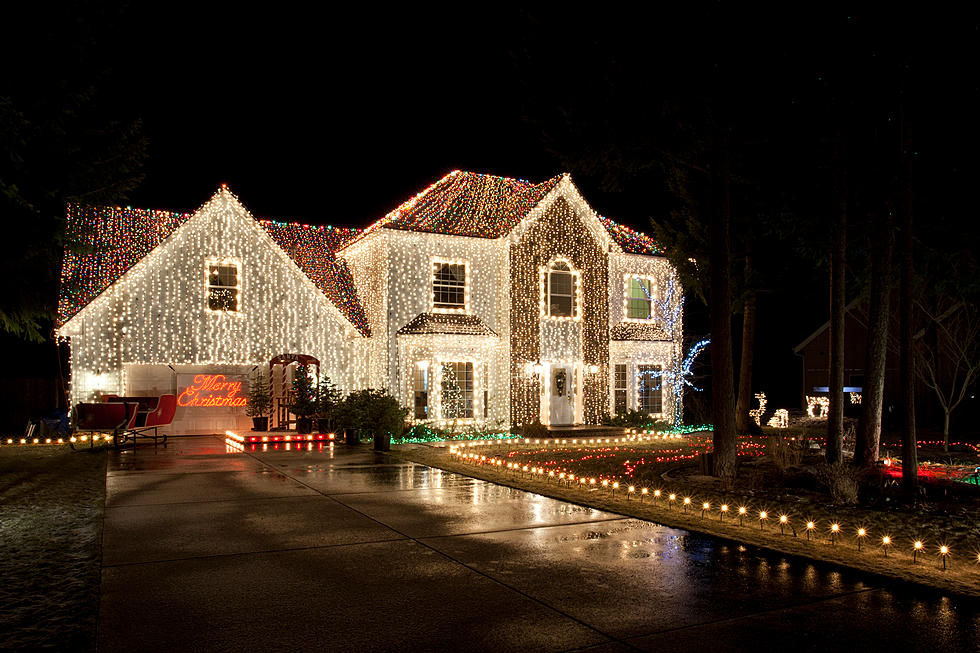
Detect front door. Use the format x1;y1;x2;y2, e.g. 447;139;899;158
549;364;574;425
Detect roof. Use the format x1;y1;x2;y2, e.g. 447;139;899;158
58;171;663;334
792;298;866;354
396;313;498;337
349;170;664;255
57;202;371;336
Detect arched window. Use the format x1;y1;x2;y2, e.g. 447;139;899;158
547;261;575;318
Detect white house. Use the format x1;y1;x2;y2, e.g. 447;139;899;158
56;171;681;434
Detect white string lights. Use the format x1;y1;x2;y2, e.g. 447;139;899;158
58;172;679;432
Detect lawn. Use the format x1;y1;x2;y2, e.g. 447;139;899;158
0;444;106;652
397;431;980;597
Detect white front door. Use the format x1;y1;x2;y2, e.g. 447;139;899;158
549;364;575;425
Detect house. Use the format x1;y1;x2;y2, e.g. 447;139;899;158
793;298;897;418
56;171;682;434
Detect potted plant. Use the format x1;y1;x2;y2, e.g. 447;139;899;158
245;370;271;431
315;377;342;434
290;363;317;434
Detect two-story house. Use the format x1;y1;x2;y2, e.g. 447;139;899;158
56;170;681;434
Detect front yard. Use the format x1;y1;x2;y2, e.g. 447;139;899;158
0;444;106;651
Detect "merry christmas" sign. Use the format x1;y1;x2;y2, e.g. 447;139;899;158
177;374;248;408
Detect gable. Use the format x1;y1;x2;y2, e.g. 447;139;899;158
58;189;370;336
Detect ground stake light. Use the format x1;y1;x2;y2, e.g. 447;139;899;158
806;521;815;541
830;523;840;545
759;511;768;530
940;545;949;570
683;497;691;513
857;528;866;551
882;536;892;557
720;504;728;521
702;502;710;518
779;515;788;535
913;541;923;563
738;506;747;526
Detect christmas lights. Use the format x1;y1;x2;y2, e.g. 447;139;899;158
806;396;830;419
58;171;678;432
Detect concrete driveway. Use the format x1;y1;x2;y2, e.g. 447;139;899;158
97;437;979;652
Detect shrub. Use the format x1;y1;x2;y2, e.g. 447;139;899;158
766;435;803;471
818;461;861;505
601;409;657;429
335;389;407;439
245;370;271;418
517;419;549;439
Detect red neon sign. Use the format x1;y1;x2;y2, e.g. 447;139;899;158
177;374;248;408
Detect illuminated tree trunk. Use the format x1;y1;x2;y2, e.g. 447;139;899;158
710;128;737;480
826;131;847;464
855;213;893;468
734;244;756;434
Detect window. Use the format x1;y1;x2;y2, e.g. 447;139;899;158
637;364;662;414
413;365;428;420
441;362;474;419
207;261;239;311
626;277;655;320
546;261;575;318
433;262;466;310
614;364;628;415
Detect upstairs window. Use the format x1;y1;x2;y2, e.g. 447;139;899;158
546;261;576;318
207;261;240;312
626;277;655;320
432;261;466;311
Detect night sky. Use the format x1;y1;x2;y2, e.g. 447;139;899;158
5;6;979;418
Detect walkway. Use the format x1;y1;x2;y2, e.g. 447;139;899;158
98;437;978;652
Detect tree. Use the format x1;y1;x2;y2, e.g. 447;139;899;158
915;299;980;452
1;7;146;341
854;211;894;468
708;127;738;480
826;129;848;465
441;363;465;434
245;369;271;418
734;239;757;434
289;364;317;418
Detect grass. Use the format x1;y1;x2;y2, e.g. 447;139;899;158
0;444;107;652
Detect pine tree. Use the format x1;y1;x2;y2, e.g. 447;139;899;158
441;363;463;420
290;364;316;418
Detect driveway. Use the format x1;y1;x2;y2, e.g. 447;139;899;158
98;437;979;652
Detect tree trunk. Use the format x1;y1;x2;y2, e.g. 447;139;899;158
826;129;847;465
899;111;918;492
710;128;737;480
943;411;950;453
855;212;894;468
734;242;756;434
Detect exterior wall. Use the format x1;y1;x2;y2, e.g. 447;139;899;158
608;252;681;421
510;196;610;425
59;192;358;433
382;230;510;425
340;232;389;390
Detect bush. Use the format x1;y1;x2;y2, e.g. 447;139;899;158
335;389;407;440
818;461;861;505
516;419;549;439
601;409;657;429
766;436;803;471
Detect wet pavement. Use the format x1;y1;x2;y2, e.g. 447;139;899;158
98;437;980;652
